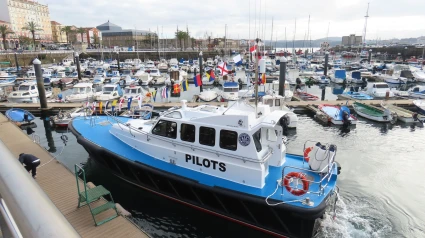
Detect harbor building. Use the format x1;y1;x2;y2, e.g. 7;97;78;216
342;34;363;47
96;21;153;48
0;0;53;48
51;21;67;43
0;19;14;49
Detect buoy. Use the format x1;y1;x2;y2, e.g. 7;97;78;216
283;172;309;196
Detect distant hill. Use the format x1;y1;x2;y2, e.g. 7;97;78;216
264;38;341;48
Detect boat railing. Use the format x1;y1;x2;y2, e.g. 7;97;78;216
104;111;271;164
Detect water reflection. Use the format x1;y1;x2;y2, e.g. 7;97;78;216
41;111;56;153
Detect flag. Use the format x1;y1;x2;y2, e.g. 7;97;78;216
111;100;117;113
118;98;125;111
182;79;189;91
152;89;157;102
217;62;229;76
173;83;180;94
261;73;266;84
233;54;242;66
162;87;168;98
84;101;89;108
92;102;96;112
249;45;257;53
127;97;133;110
136;96;142;109
193;74;202;87
98;101;103;114
206;72;210;81
209;69;216;82
104;101;109;112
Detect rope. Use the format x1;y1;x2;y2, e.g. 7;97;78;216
265;181;304;206
38;134;68;169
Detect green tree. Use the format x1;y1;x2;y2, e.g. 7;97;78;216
60;26;74;44
175;30;188;51
22;21;43;50
76;27;86;43
91;34;100;47
0;24;14;50
18;35;31;49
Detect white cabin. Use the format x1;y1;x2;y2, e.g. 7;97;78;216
65;83;96;102
96;84;123;101
366;82;395;98
8;82;38;103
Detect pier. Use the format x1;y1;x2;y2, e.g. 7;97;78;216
0;113;149;237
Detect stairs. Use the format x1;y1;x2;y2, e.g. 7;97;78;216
75;164;118;226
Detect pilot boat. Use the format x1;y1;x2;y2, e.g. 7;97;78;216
70;100;340;238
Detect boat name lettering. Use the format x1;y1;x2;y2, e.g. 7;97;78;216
185;154;226;172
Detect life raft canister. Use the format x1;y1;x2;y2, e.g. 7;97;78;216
283;172;310;196
303;146;313;162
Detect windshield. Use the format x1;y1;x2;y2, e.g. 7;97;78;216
18;85;30;91
72;87;85;94
224;87;238;92
103;87;115;93
125;88;138;94
375;84;389;89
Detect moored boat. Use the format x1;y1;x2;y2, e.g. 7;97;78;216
352;102;397;123
317;104;357;125
69;100;340;238
413;100;425;115
5;108;35;124
197;90;219;102
296;92;319;101
343;91;373;100
51;107;92;127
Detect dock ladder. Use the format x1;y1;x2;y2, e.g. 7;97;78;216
74;164;118;226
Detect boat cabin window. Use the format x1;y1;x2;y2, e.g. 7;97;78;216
19;85;30;91
31;86;36;90
199;127;215;146
223;87;239;92
103;87;115;93
152;120;177;139
273;84;279;90
72;87;84;94
164;111;182;119
219;130;238;151
374;84;388;89
180;123;195;143
253;129;262;152
266;129;277;142
264;99;273;107
275;99;281;107
413;87;419;92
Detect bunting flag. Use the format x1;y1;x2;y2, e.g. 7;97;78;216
98;101;103;114
193;74;202;87
161;87;168;98
127;97;133;110
261;73;266;85
92;102;96;112
217;62;229;76
182;79;189;91
152;90;157;102
104;101;109;112
118;98;125;111
136;96;143;109
173;83;180;94
233;54;242;66
85;101;89;108
209;69;216;82
111;100;117;113
249;45;257;53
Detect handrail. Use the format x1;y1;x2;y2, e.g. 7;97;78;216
0;141;79;237
105;111;270;164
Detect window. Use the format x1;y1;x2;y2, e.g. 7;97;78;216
152;120;177;139
275;99;280;106
253;129;262;152
199;127;215;146
181;124;195;143
220;130;238;151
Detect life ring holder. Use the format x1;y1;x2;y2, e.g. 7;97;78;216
303;146;313;162
283;172;309;196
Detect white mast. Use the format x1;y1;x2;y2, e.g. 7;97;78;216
363;3;370;48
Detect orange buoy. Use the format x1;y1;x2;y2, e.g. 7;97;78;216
303;146;313;162
283;172;309;196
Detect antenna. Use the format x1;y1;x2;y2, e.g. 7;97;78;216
326;22;330;41
363;3;370;48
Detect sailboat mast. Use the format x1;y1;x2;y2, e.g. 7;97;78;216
363;3;370;48
307;15;310;53
293;19;296;50
270;17;273;50
285;27;287;55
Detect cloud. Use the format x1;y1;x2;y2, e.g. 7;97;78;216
43;0;425;40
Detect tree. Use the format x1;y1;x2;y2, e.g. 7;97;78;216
175;30;188;51
91;34;100;47
22;21;43;50
0;24;14;50
18;35;31;49
60;26;74;44
191;37;196;50
76;27;86;43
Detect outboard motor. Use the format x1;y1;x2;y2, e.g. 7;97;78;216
296;78;302;85
238;78;243;90
23;112;29;122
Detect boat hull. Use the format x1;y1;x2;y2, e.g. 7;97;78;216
70;122;330;238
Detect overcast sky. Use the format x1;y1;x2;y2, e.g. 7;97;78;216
43;0;425;41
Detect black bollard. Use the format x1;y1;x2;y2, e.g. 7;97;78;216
33;58;48;110
324;51;329;76
117;52;121;71
321;85;326;101
368;49;372;64
199;51;203;92
279;56;287;97
14;52;19;73
75;52;82;81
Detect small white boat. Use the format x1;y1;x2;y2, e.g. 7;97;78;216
408;85;425;99
412;70;425;82
124;75;137;86
329;69;348;84
413;100;425;115
7;82;39;103
352;102;397;123
42;69;53;78
145;60;155;69
134;67;146;76
95;84;124;102
158;59;168;71
65;83;96;102
366;82;395;98
268;80;293;102
62;59;73;66
221;82;240;101
92;73;106;85
0;72;16;86
149;69;161;77
51;107;92;127
198;90;218;102
139;74;153;86
26;70;36;80
123;85;147;100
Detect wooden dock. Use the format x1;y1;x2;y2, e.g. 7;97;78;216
0;113;149;238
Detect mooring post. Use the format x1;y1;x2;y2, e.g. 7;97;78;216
199;51;203;92
324;51;329;76
33;58;48;110
14;52;19;73
75;52;82;80
117;51;121;71
368;49;372;64
279;56;287;97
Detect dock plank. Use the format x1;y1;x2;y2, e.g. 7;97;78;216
0;113;148;238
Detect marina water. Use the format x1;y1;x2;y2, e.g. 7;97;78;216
25;99;425;237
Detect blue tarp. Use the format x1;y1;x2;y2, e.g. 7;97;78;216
351;71;361;79
335;69;346;79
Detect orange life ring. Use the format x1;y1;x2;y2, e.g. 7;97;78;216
303;146;313;162
283;172;309;196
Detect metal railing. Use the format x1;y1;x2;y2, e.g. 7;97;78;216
0;141;79;238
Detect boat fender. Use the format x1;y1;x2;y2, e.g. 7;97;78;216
283;172;309;196
309;143;327;171
303;146;313;162
57;113;64;119
335;161;341;175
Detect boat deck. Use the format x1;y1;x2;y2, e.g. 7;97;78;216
72;116;337;209
0;113;149;238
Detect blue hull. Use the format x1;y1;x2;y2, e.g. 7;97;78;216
70;117;338;237
5;108;35;123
